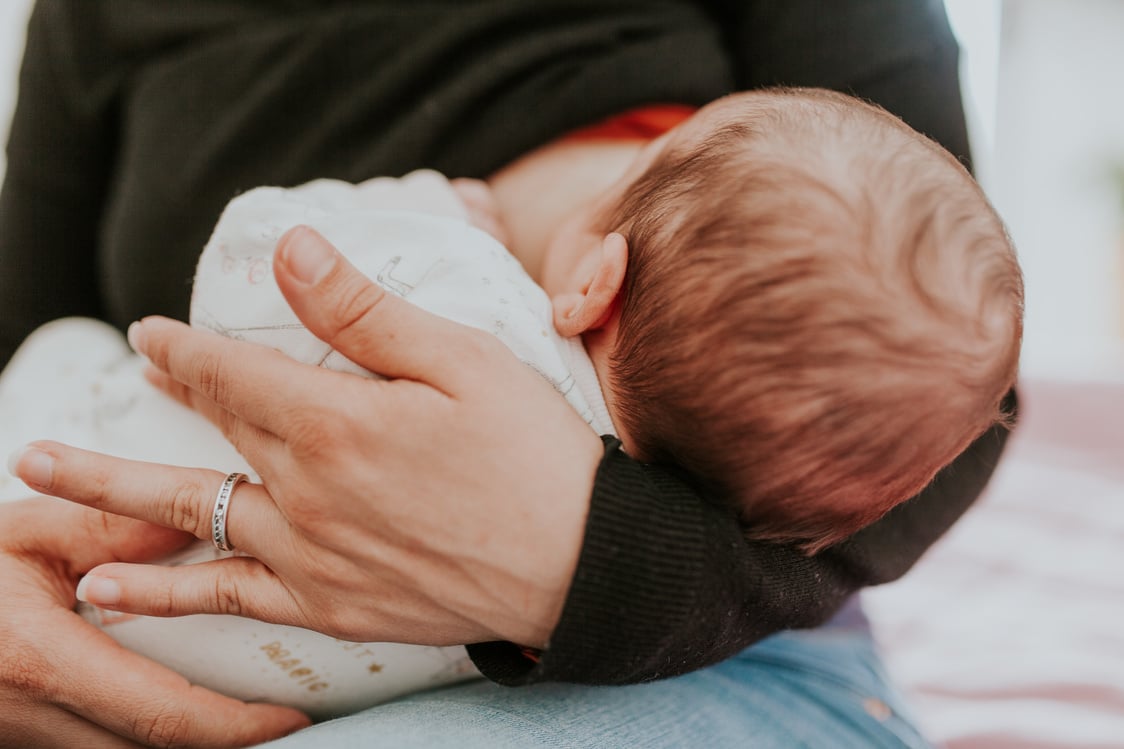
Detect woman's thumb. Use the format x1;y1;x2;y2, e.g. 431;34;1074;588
272;225;476;385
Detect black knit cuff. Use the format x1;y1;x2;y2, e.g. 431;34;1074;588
468;435;746;686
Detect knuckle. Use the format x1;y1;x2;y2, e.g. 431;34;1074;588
331;282;388;343
149;582;179;617
77;464;115;508
134;705;194;748
191;351;229;406
210;572;244;616
165;479;208;537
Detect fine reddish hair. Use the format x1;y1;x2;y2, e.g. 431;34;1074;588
600;88;1023;554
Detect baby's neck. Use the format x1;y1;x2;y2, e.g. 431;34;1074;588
487;139;645;283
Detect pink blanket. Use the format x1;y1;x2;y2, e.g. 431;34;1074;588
864;380;1124;748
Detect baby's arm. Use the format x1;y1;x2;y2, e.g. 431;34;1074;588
450;178;512;247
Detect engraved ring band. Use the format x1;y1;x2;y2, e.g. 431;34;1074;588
211;472;248;552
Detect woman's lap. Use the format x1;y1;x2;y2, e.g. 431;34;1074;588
254;626;930;749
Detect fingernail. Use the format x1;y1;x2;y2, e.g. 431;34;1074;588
76;575;121;606
127;321;146;353
6;446;25;476
283;226;336;285
8;446;53;487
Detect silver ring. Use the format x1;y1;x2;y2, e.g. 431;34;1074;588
211;472;248;552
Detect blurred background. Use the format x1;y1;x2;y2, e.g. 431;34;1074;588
0;1;31;180
3;0;1124;382
944;0;1124;382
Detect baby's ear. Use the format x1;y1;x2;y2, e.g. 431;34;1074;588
552;233;628;337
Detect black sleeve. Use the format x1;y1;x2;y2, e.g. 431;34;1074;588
469;0;1006;685
0;0;118;369
713;0;972;166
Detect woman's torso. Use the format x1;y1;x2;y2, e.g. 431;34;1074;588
48;0;734;327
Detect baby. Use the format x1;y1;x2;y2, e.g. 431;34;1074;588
1;87;1021;715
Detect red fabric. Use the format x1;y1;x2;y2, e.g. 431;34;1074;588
565;104;697;142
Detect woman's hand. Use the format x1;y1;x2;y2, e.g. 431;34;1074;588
0;497;309;748
12;227;604;649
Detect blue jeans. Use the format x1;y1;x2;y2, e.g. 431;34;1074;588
255;625;930;748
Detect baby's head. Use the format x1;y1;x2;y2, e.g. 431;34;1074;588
542;88;1023;554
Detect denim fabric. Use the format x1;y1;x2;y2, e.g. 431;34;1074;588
255;626;930;749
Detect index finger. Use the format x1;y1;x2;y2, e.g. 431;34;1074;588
127;316;323;438
51;609;310;747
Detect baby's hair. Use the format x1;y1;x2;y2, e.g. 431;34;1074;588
600;88;1023;554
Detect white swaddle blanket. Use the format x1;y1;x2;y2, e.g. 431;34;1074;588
0;170;613;719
